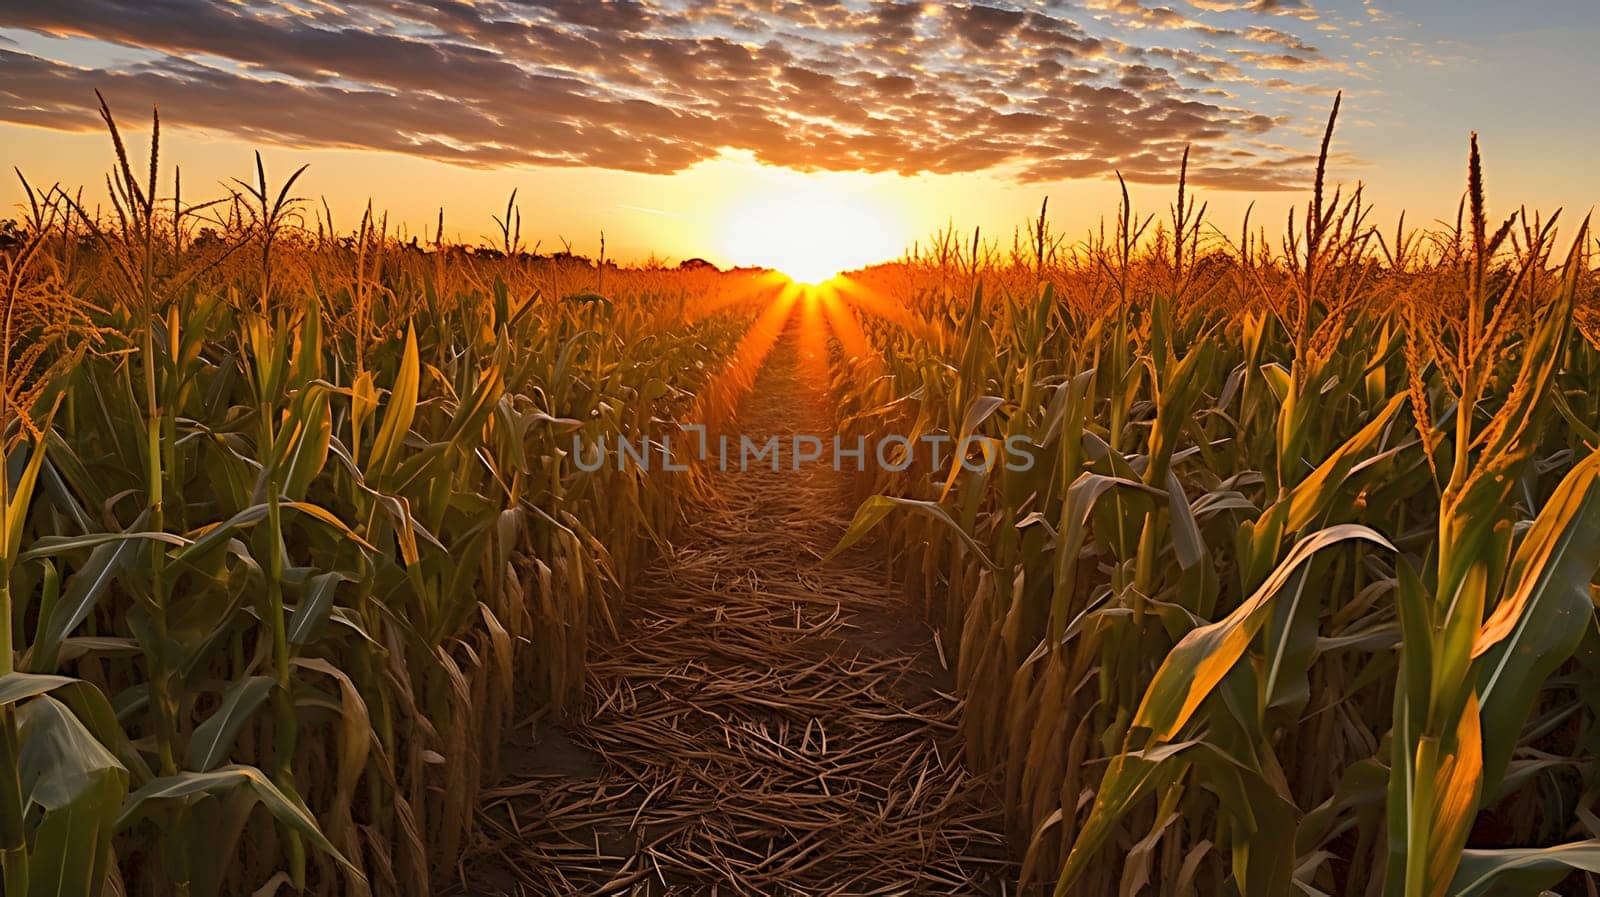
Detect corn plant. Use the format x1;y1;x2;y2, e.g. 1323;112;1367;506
0;97;763;896
829;101;1600;897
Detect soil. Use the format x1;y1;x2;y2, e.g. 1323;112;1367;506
452;324;1015;896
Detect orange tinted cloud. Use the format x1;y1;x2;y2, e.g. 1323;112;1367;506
1;0;1347;189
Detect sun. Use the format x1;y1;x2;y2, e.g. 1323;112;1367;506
717;187;902;284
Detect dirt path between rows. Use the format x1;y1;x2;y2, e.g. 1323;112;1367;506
457;324;1014;895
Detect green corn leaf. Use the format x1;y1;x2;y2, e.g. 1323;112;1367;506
1451;841;1600;897
5;434;54;562
16;695;128;897
0;673;76;706
19;531;190;563
1473;446;1600;794
1050;472;1168;638
116;765;362;878
29;514;151;674
1165;471;1205;571
1282;392;1407;534
1260;362;1291;404
826;494;995;568
287;572;353;646
368;325;419;480
186;677;274;773
280;387;332;502
939;394;1005;500
174;501;373;567
1135;523;1394;742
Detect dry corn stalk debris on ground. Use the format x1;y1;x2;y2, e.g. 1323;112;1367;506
457;327;1015;895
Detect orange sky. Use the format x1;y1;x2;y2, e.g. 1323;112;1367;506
2;2;1598;275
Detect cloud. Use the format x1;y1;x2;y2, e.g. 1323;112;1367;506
1088;0;1203;30
0;0;1350;189
1243;25;1318;52
1187;0;1319;19
1228;49;1344;71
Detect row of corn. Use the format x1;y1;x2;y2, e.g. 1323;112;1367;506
830;104;1600;896
0;100;763;895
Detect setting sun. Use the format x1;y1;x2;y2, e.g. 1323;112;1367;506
717;187;902;284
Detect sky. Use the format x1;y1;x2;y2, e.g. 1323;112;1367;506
1;0;1597;275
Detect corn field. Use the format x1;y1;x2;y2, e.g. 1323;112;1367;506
0;98;767;896
832;100;1600;896
5;91;1600;897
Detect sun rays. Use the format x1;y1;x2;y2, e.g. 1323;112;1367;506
686;271;943;434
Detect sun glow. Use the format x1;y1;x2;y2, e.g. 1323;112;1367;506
717;187;903;284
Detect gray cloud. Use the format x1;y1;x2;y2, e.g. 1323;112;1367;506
0;0;1346;189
